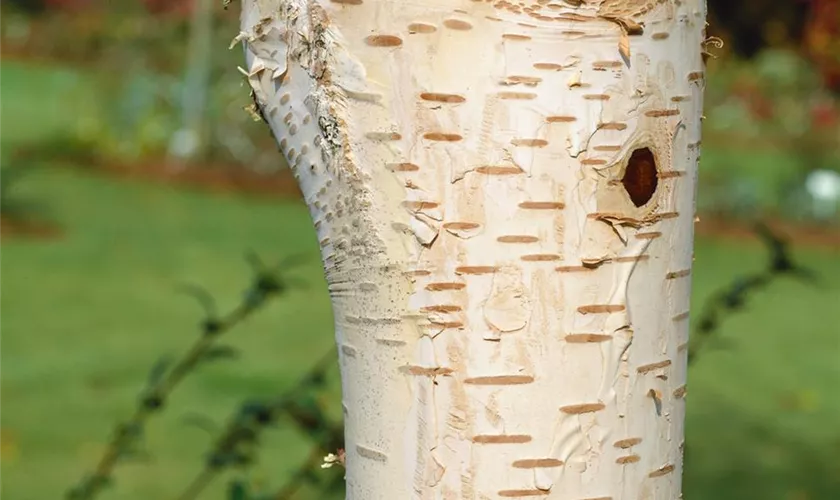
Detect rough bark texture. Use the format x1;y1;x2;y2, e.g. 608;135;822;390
238;1;706;498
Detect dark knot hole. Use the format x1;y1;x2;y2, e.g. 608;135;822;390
622;147;658;207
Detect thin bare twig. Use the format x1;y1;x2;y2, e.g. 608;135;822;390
67;252;307;500
177;348;338;500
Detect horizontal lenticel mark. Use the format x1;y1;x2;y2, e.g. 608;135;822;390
386;162;420;171
463;375;535;385
423;132;463;141
511;138;548;147
519;201;564;209
365;131;402;141
511;458;564;468
577;304;625;314
615;255;649;263
673;311;690;321
649;464;676;477
592;60;623;69
560;402;605;414
505;75;542;84
498;489;550;497
497;235;539;243
400;366;454;376
645;109;680;117
614;437;643;448
533;62;564;70
556;265;594;273
521;254;561;262
355;445;388;462
407;23;436;33
637;359;672;374
472;434;532;444
599;122;627;130
455;266;499;275
565;333;612;343
425;282;466;291
443;19;472;30
401;200;439;210
364;35;403;47
636;231;662;239
420;305;462;313
475;166;524;175
498;91;537;100
666;269;691;279
547;115;577;123
419;92;465;103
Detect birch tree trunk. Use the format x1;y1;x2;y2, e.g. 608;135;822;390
238;1;706;498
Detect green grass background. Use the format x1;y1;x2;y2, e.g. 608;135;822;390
2;60;839;500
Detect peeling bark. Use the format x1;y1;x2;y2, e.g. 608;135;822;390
238;0;705;498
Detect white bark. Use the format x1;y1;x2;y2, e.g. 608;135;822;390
238;1;705;498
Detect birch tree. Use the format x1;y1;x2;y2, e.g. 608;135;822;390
237;1;706;498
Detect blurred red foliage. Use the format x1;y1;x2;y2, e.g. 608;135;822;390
803;0;840;92
811;101;839;129
28;0;840;93
731;79;775;122
40;0;194;16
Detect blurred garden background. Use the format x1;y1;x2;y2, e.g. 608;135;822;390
1;0;839;499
